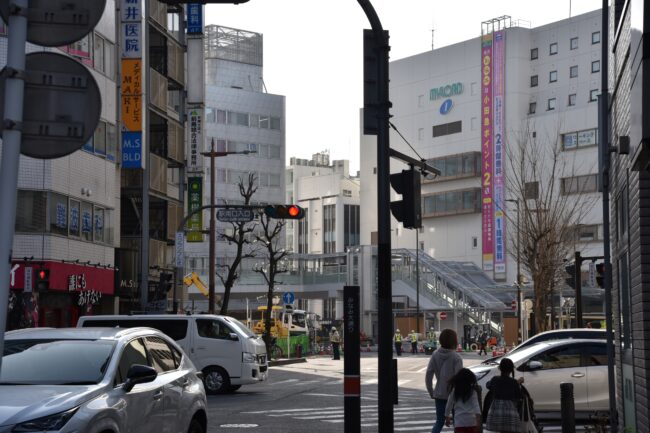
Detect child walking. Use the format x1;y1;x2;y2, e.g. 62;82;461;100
444;368;482;433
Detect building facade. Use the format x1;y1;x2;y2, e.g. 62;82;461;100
361;10;604;289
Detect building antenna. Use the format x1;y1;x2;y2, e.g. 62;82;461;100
431;27;435;50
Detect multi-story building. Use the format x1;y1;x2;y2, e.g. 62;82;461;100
3;2;120;327
286;152;360;254
183;25;286;309
361;10;604;289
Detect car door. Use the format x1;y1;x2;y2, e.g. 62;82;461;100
581;342;609;411
115;338;164;433
522;344;588;411
195;318;241;379
144;336;191;433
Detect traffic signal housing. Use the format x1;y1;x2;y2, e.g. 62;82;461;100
390;169;422;229
564;263;576;289
595;263;605;288
35;268;49;291
264;204;305;220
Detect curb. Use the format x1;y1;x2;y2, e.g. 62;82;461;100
269;357;308;367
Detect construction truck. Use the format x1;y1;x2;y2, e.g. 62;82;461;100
253;304;320;357
183;271;209;297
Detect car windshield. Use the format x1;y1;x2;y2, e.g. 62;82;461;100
224;318;257;338
1;339;115;385
504;343;551;365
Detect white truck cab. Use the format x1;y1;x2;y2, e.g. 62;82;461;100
77;314;268;394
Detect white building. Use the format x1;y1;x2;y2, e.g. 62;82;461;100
286;152;360;254
361;10;604;285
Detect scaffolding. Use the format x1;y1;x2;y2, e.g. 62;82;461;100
481;15;512;35
204;25;263;66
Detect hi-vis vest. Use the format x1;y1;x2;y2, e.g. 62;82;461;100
410;334;417;342
394;333;402;342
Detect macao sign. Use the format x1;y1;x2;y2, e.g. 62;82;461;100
430;82;464;101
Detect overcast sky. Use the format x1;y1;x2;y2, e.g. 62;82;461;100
205;0;602;174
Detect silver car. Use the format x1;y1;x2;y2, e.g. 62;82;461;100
470;339;609;418
0;327;207;433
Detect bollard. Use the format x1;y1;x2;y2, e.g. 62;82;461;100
392;358;398;405
560;382;576;433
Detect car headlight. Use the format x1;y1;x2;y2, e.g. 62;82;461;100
242;352;256;363
473;370;491;381
12;407;78;432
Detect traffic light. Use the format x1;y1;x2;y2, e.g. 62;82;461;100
35;268;49;291
264;205;305;220
564;263;575;289
389;169;422;229
159;273;173;293
595;263;605;288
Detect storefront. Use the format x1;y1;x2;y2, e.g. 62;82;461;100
8;260;115;329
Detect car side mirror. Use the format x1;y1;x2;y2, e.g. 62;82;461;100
527;360;543;371
229;333;239;341
123;364;157;392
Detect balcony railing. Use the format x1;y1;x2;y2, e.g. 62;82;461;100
149;153;168;195
167;120;184;163
150;238;167;269
167;40;185;86
149;68;168;113
148;0;167;30
167;202;183;241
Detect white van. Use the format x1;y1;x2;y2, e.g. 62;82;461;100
77;314;268;394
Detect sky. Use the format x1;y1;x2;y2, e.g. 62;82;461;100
205;0;603;174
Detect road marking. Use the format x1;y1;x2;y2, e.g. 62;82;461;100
362;378;378;384
269;378;299;386
398;379;411;386
416;366;428;373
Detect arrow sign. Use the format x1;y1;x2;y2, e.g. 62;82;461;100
283;292;295;305
216;208;254;223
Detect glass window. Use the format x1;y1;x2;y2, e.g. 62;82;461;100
15;190;47;232
94;206;104;242
582;343;607;366
549;42;558;55
590;89;599;102
547;98;556;111
529;102;536;114
259;115;270;129
531;345;582;370
270;117;281;130
249;114;259;128
269;145;281;159
549;70;557;82
235;112;249;126
104;39;115;80
269;173;280;187
216;110;226;124
205;108;215;123
592;31;600;44
570;65;578;78
106;123;117;161
462;190;475;210
93;34;105;73
525;182;539;200
145;337;176;373
530;75;538;87
69;199;80;237
49;193;68;236
81;202;93;241
196;319;232;340
446;156;460;176
592;61;600;73
83;136;93;153
94;121;106;156
116;338;150;385
568;94;577;106
570;37;578;50
530;48;538;60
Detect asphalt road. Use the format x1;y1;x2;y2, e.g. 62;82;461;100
206;352;586;433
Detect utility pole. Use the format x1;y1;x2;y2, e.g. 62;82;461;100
506;199;521;342
201;138;255;314
416;229;420;335
574;251;583;328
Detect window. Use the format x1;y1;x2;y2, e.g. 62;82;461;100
83;120;116;161
529;102;537;115
582;344;608;366
530;48;538;60
69;199;80;237
472;237;478;249
530;75;538;87
323;204;336;253
592;31;600;44
563;129;597;150
216;110;227;123
94;206;105;242
196;319;233;340
572;224;600;242
547;98;556;111
425;152;480;180
93;121;106;155
570;65;578;78
549;70;557;83
106;123;117;161
205;108;215;123
432;120;462;138
298;216;309;254
15;191;46;233
344;204;360;248
270;117;281;130
259;115;269;129
81;201;93;241
92;33;115;79
590;89;599;102
145;337;177;373
561;174;598;194
549;42;558;55
116;339;149;385
50;193;68;236
418;128;424;140
524;182;539;200
568;93;577;106
423;188;481;217
570;37;578;50
531;345;582;370
592;60;600;73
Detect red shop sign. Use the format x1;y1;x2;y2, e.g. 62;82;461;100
10;261;114;295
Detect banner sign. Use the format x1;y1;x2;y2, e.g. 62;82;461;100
493;30;507;276
120;0;143;169
122;131;143;168
481;33;494;272
187;177;203;242
186;4;203;35
187;108;203;172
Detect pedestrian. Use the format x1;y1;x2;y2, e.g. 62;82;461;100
425;328;463;433
394;329;403;356
330;326;341;360
410;330;418;354
478;331;487;356
485;358;524;433
445;368;482;433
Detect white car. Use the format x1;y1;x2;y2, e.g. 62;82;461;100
0;327;207;433
470;339;609;419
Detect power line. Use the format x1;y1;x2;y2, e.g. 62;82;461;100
389;121;424;162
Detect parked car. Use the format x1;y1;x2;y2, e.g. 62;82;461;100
78;314;268;394
481;328;607;364
0;327;207;433
470;339;609;419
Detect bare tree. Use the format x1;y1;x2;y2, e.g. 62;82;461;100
216;173;258;315
252;214;289;355
506;121;597;333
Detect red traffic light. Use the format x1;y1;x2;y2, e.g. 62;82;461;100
264;204;305;220
288;205;300;217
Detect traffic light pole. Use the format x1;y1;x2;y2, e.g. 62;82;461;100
574;252;583;328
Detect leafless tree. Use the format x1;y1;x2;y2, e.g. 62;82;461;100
252;214;289;355
505;121;597;333
216;173;258;315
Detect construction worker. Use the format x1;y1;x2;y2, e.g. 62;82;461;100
428;327;437;345
330;326;341;360
394;329;403;356
410;330;418;354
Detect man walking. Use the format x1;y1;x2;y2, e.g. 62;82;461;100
477;331;487;356
410;330;418;354
330;326;341;360
394;329;403;356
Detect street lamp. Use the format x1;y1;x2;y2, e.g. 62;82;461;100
505;198;522;343
201;138;256;314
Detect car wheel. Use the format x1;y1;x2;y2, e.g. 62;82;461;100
228;384;242;392
203;366;230;394
187;418;205;433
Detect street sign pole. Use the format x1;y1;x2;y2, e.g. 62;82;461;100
0;0;28;372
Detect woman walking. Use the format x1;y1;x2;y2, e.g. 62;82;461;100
445;368;482;433
485;358;523;433
425;328;463;433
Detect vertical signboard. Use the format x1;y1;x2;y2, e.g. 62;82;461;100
187;108;203;172
481;33;494;272
493;30;507;276
187;177;203;242
120;0;143;169
186;4;203;35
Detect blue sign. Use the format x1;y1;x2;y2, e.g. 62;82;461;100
283;292;295;305
440;98;454;115
187;4;203;35
122;131;143;169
